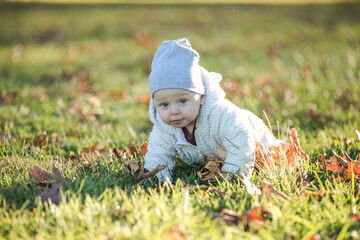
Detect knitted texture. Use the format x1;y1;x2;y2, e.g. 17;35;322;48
149;38;205;96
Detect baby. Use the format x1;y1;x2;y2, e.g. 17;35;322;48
144;38;278;182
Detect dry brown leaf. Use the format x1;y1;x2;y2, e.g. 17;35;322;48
255;128;308;172
82;142;98;154
141;164;168;179
214;206;269;230
320;152;360;180
239;206;269;230
303;189;325;199
214;208;241;226
197;157;223;181
261;179;290;201
350;213;360;222
40;180;66;205
123;159;144;176
26;165;56;184
240;174;289;201
162;224;187;240
121;154;168;179
27;164;69;205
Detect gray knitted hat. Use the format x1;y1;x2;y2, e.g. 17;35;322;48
149;38;205;97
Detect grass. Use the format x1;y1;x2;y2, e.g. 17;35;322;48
0;2;360;239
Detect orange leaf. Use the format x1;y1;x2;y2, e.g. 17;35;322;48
324;159;343;173
82;142;98;154
303;189;325;199
350;213;360;221
141;142;148;155
239;206;267;230
343;160;360;179
138;95;151;105
255;128;308;172
321;152;360;180
215;206;269;230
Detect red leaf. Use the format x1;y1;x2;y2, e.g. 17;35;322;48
141;142;148;155
350;213;360;221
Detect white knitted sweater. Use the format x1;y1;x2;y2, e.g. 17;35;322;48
144;67;278;181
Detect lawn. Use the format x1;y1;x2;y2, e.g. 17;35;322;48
1;2;360;239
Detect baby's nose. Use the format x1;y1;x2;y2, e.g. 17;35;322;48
170;105;180;114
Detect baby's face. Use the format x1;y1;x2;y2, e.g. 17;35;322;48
153;88;205;132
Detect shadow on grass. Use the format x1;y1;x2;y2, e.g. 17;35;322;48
0;158;210;209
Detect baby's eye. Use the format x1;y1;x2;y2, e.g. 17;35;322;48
179;99;187;104
160;103;168;108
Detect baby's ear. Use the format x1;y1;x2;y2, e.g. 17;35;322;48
200;95;206;105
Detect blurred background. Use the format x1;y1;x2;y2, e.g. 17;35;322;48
0;1;359;152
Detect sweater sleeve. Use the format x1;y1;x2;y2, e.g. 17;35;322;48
215;106;257;177
144;126;176;182
216;107;278;177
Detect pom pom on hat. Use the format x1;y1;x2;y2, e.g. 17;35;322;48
149;38;205;97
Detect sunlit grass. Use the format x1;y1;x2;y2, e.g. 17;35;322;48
0;3;360;239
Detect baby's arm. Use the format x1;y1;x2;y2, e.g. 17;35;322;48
216;108;258;177
144;126;176;182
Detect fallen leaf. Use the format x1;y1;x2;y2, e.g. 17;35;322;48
162;224;187;240
320;151;360;180
82;142;98;154
239;206;269;230
305;108;334;124
303;189;325;199
240;174;289;201
350;213;360;222
197;171;219;181
40;180;66;205
27;164;69;205
121;154;168;179
255;128;308;172
126;142;148;157
141;164;168;179
26;165;56;184
67;130;84;138
132;31;156;49
261;179;290;201
197;157;223;181
138;95;151;105
214;206;269;230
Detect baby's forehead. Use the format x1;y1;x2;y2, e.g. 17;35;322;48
153;88;196;100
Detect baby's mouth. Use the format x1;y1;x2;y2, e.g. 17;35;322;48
171;119;184;125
